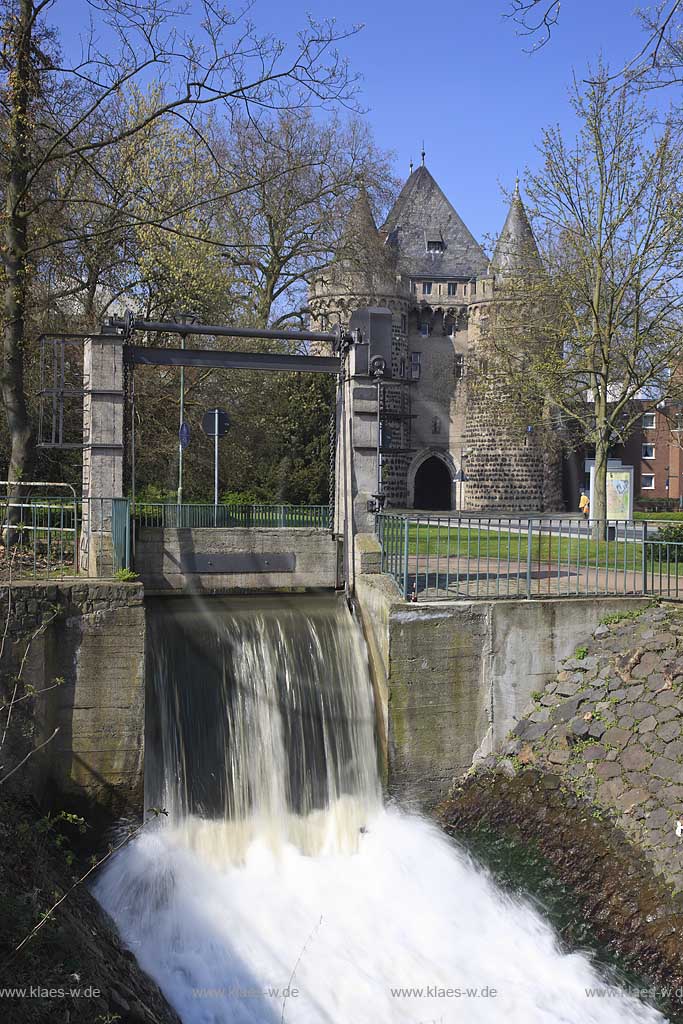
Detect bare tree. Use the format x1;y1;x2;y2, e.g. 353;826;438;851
0;0;361;486
485;70;683;530
220;110;398;328
506;0;683;81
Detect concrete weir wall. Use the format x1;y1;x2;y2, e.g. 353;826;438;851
1;582;145;813
356;574;650;807
135;527;339;592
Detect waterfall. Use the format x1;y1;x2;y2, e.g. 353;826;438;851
143;595;380;860
95;595;667;1024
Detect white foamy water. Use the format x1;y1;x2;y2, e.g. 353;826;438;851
96;807;665;1024
94;596;667;1023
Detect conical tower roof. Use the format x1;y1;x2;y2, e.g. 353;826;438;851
336;185;396;275
491;182;542;277
381;164;488;279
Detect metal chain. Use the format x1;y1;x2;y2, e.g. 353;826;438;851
329;369;339;533
122;355;130;492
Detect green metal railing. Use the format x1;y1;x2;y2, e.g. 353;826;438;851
376;513;683;601
133;503;330;529
111;498;131;571
644;537;683;598
0;483;80;580
0;496;79;580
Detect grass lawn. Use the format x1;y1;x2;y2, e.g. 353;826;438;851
634;511;683;521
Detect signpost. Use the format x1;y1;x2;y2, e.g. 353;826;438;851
202;408;231;517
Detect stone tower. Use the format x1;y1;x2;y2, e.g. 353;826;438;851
464;183;563;512
310;169;564;513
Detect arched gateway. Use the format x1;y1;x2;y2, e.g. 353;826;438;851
413;454;453;511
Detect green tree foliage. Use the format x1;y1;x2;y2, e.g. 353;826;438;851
0;0;361;487
486;70;683;528
0;2;398;502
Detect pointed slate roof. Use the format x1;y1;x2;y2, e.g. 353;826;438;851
491;182;542;277
381;165;488;280
335;186;396;273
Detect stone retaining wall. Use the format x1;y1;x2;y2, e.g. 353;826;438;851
440;770;683;1018
496;603;683;894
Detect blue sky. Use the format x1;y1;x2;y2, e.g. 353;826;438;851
50;0;648;244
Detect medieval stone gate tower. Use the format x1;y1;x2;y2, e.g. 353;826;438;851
309;163;563;513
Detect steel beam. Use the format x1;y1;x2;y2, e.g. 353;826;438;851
125;345;341;374
109;316;337;346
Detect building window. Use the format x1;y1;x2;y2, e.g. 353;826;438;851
431;416;441;434
642;443;655;459
454;353;465;380
426;240;444;252
401;314;407;333
420;320;430;337
399;357;406;378
410;352;421;380
447;282;457;296
445;318;455;337
463;283;468;296
642;473;655;489
422;281;432;295
470;280;476;296
642;411;656;429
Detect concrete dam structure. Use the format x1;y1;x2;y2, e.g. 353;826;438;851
17;576;650;816
13;308;680;1022
91;592;662;1024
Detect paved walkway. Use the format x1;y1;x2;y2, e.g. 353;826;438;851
398;554;683;600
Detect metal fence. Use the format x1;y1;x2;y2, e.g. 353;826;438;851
0;482;79;581
0;497;330;581
376;513;683;601
133;503;331;529
0;493;133;581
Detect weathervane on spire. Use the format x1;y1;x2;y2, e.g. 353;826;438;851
409;157;414;174
421;142;426;166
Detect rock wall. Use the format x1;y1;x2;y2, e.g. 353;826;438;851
496;603;683;895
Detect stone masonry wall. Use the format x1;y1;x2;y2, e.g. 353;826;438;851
499;603;683;895
0;581;145;814
464;302;564;512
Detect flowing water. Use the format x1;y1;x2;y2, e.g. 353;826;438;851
95;595;668;1023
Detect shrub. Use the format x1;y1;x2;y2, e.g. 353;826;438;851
113;567;139;582
651;523;683;563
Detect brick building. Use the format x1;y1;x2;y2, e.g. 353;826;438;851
310;161;563;512
615;404;683;507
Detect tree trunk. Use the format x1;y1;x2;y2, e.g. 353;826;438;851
592;433;609;540
1;0;35;494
